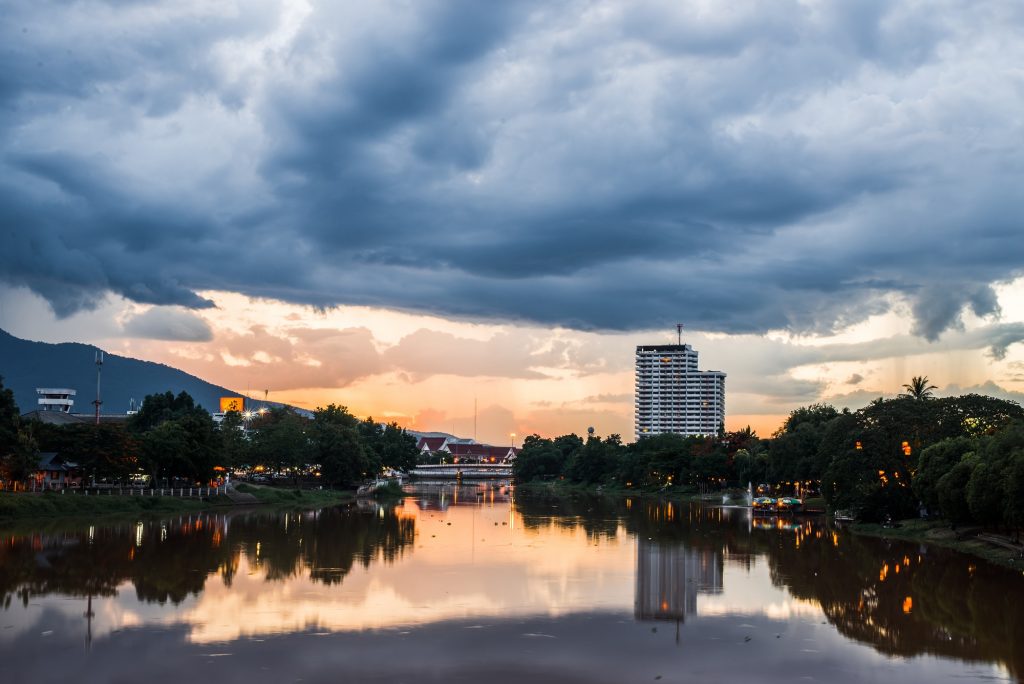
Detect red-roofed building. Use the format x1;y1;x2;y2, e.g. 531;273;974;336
416;436;450;454
445;443;518;464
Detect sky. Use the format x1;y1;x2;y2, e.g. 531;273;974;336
2;0;1024;444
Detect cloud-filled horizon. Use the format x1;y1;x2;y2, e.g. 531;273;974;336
3;284;1023;444
3;1;1024;442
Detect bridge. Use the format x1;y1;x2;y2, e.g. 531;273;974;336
410;464;513;479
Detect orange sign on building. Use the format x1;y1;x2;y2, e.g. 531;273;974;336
220;397;245;413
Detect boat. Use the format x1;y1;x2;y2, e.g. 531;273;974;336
752;496;777;514
833;509;857;523
776;497;803;514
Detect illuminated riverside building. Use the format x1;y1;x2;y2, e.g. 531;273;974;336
634;343;726;439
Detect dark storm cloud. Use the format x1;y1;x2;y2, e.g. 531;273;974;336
2;0;1023;337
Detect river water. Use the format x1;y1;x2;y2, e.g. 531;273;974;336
1;483;1021;683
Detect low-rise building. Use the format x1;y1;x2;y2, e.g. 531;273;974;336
34;452;82;490
36;387;76;413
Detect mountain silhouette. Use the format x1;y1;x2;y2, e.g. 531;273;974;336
0;328;250;416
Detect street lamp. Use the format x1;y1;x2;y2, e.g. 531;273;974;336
510;432;516;448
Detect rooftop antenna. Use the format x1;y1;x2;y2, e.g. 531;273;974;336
474;397;477;441
676;323;684;346
93;350;104;425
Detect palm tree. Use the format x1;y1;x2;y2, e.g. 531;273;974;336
902;375;938;400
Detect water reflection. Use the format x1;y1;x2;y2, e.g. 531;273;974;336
636;540;722;623
0;502;415;609
0;486;1021;683
517;493;1024;680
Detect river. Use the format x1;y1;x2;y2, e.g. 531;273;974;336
1;483;1021;683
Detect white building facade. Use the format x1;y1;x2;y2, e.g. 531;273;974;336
634;344;725;440
36;388;76;413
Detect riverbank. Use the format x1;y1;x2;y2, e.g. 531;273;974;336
0;486;354;522
233;484;356;507
515;480;706;501
850;518;1024;571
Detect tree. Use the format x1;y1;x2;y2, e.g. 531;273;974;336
1005;450;1024;540
0;376;26;486
936;457;976;525
0;375;19;462
770;421;825;483
251;408;312;478
627;433;691;487
554;434;585;460
902;376;938;400
375;422;418;472
2;430;39;484
218;410;251;469
128;391;218;481
514;435;568;482
776;404;839;436
967;461;1005;528
139;421;190;483
914;437;976;515
814;410;857;480
771;404;842;484
934;394;1024;438
72;423;136;483
129;391;200;432
566;434;624;484
311;405;367;486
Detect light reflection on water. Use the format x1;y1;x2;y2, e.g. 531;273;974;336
0;483;1021;683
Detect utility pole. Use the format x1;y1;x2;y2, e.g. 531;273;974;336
93;351;104;425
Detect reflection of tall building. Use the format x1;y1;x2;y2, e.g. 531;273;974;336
635;540;723;622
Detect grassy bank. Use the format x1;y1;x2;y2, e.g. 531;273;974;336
0;491;218;520
851;518;1024;571
0;486;354;522
515;480;710;502
234;484;354;507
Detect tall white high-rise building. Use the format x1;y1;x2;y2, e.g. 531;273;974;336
634;343;725;439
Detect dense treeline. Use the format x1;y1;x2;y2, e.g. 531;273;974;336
0;375;40;484
515;379;1024;528
513;426;767;491
0;378;417;488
